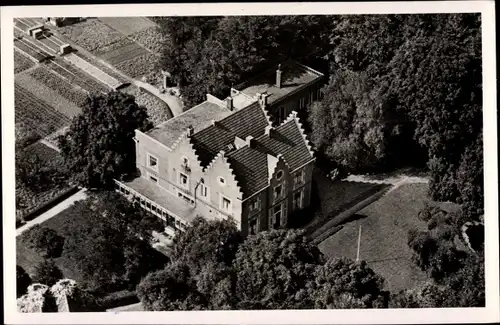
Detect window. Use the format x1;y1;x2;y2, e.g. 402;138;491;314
249;218;258;235
221;196;232;213
293;190;303;210
148;173;158;183
276;170;284;180
273;204;282;229
309;91;314;104
219;177;226;186
179;172;188;188
249;197;261;212
316;88;322;100
273;183;284;201
199;183;209;199
299;97;306;109
147;153;158;171
294;170;305;187
182;156;189;166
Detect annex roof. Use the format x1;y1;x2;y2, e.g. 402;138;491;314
146;99;232;149
236;60;323;105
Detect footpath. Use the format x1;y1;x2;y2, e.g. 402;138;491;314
16;189;88;237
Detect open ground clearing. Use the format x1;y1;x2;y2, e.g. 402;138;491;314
318;183;431;292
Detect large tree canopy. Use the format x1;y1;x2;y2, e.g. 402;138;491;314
58;91;152;189
138;220;388;310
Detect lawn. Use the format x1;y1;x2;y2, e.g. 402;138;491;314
17;198;104;283
296;168;386;233
318;183;430;292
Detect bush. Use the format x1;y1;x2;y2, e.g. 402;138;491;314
17;265;32;298
98;290;139;310
33;259;64;286
21;225;65;258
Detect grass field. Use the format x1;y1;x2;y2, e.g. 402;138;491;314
318;183;430;292
17;199;93;283
297;168;386;232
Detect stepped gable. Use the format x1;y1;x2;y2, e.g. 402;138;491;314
226;113;315;198
191;101;270;167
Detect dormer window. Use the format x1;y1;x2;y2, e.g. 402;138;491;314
276;170;284;180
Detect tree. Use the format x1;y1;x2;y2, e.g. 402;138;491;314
58;91;153;189
123;237;169;287
172;216;243;274
233;229;323;309
308;69;406;172
390;282;454;308
33;260;64;287
21;225;65;258
17;265;32;298
137;261;206;311
310;258;389;308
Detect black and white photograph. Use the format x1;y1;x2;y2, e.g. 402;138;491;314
1;2;498;324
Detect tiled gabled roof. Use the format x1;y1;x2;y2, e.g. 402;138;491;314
226;113;315;198
191;101;270;167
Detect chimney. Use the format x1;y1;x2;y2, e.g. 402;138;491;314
276;64;282;89
226;97;234;111
265;125;275;138
246;135;255;148
257;92;269;108
187;125;194;137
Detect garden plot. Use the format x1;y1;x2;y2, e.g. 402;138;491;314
129;26;168;54
15;141;71;224
16;70;84;119
64;53;125;90
45;58;111;94
114;52;159;79
27;65;89;111
14;38;52;62
98;16;156;36
58;18;124;54
99;42;148;66
15;83;70;143
73;52;129;84
122;85;172;125
14;50;36;74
